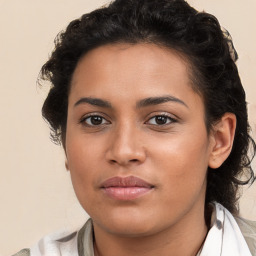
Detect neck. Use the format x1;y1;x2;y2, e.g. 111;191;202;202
93;203;208;256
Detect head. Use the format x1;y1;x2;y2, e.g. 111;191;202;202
41;0;255;216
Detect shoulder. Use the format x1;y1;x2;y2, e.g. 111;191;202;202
12;219;93;256
235;216;256;255
12;248;30;256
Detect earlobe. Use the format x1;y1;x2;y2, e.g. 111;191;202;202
65;160;69;171
208;113;236;169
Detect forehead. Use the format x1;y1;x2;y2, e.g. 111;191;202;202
69;43;202;109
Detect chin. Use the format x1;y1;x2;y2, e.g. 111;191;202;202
91;208;157;236
103;221;159;238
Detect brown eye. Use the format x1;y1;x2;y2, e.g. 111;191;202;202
155;116;168;125
91;116;103;125
82;115;109;126
147;115;176;125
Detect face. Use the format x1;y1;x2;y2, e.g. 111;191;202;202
65;43;215;237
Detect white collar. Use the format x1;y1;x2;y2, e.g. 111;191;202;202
197;202;252;256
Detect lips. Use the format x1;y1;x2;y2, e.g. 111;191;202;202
100;176;154;200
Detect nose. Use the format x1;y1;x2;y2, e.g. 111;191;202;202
105;123;146;166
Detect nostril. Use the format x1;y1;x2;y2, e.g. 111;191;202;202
109;158;138;164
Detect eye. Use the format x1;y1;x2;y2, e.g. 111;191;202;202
147;115;176;125
81;115;109;126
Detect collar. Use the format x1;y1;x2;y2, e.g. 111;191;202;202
197;202;252;256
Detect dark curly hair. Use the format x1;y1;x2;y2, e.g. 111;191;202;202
40;0;255;214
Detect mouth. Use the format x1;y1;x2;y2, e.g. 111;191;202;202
100;176;154;200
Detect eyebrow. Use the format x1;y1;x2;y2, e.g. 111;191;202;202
136;95;188;109
74;95;188;109
74;97;112;108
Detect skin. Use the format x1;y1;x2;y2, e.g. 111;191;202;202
65;43;236;256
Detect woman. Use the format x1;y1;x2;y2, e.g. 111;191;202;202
14;0;256;255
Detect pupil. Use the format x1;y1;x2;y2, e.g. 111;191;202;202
156;116;167;125
91;116;102;125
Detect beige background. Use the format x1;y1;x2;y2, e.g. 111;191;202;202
0;0;255;255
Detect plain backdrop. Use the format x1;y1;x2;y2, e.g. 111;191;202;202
0;0;255;255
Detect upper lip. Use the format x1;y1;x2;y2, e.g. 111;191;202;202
100;176;154;188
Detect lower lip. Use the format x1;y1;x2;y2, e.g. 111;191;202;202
102;187;152;200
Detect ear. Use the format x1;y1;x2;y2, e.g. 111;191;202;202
208;113;236;169
65;160;69;171
63;143;69;171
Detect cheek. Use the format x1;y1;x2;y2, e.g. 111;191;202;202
148;129;210;189
149;137;209;216
67;140;98;168
66;127;104;169
66;137;99;196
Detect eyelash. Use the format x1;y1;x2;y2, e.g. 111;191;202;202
79;113;177;127
79;114;110;127
146;114;177;126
